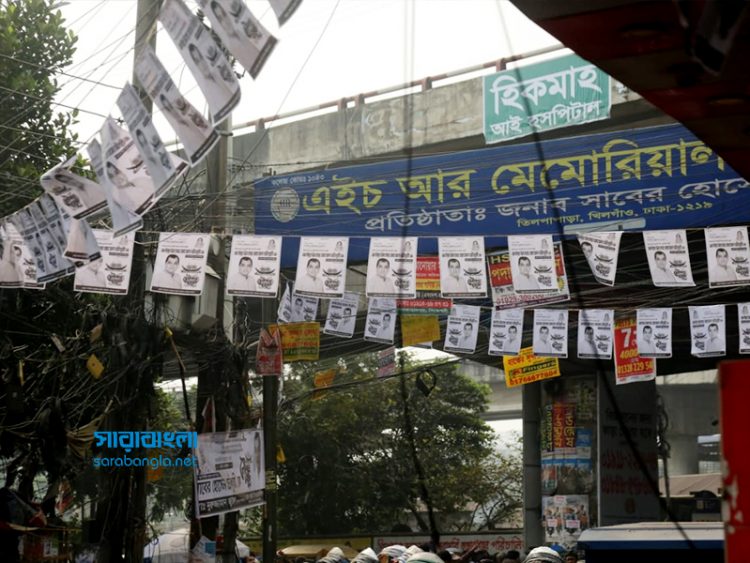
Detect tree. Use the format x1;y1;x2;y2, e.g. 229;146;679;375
275;351;522;535
0;0;79;216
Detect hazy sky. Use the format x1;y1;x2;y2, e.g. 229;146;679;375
58;0;559;144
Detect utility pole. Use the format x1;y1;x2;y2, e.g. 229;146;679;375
262;298;279;563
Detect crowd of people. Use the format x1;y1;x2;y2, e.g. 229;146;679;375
288;543;580;563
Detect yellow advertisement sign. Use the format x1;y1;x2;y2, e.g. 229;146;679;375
503;346;560;387
270;323;320;362
313;368;337;400
400;315;441;347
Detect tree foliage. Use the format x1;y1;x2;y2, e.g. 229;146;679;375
275;352;522;535
0;0;78;215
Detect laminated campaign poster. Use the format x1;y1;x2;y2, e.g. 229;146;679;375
135;46;219;165
0;221;44;289
438;237;487;298
277;283;293;323
738;303;750;354
40;159;107;220
74;230;134;295
636;308;672;358
577;309;614;360
116;82;189;199
10;199;74;283
488;242;570;310
226;235;281;297
197;0;278;78
100;117;157;215
150;233;210;295
705;226;750;288
578;232;622;286
294;237;348;298
64;218;101;263
86;139;143;237
488;308;524;357
533;309;568;358
444;304;481;354
364;298;397;344
366;237;417;298
507;234;556;294
289;292;319;322
160;0;241;125
643;229;695;287
268;0;302;25
324;292;359;338
689;305;727;358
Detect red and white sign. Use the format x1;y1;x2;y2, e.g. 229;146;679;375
613;316;656;385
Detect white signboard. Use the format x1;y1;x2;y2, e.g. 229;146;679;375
226;235;281;297
438;237;487;298
366;237;417;298
364;298;397;344
150;232;210;295
642;229;695;287
508;234;556;294
324;292;359;338
194;429;265;517
705;226;750;288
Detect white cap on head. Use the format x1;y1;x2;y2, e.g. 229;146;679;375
405;553;444;563
524;547;562;563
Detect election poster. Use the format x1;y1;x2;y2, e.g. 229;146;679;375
324;292;359;338
295;237;348;298
0;221;44;289
636;308;672;358
226;235;282;297
642;229;695;287
578;232;622;286
503;346;560;388
443;304;481;354
64;218;101;263
542;494;590;545
194;429;265;517
507;234;556;294
289;293;319;323
689;305;727;358
364;298;397;344
705;226;750;288
268;0;302;25
74;230;134;295
150;233;210;295
533;309;569;358
739;303;750;354
277;284;293;323
40;158;107;220
488;308;524;357
256;326;282;376
397;256;452;316
613;316;656;385
438;237;487;298
577;309;614;360
366;237;417;298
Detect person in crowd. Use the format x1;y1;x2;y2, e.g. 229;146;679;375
522;547;562;563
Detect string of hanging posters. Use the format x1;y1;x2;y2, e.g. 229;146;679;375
4;230;750;360
0;0;301;287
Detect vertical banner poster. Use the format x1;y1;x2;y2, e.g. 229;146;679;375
577;309;614;360
289;293;319;322
364;298;397;344
488;308;524;356
324;292;359;338
40;162;107;220
134;46;219;165
366;237;417;298
159;0;242;125
116;82;189;199
397;256;452;316
739;303;750;354
507;234;556;294
256;327;282;375
613;316;656;385
636;308;672;358
488;242;570;310
74;230;134;295
150;233;210;295
197;0;278;78
533;309;569;358
194;430;265;517
443;304;481;354
377;347;396;378
541;495;590;545
438;237;487;298
226;235;282;297
277;283;293;323
705;226;750;288
578;232;622;286
689;305;727;358
503;347;560;387
295;237;348;298
0;221;44;289
642;229;695;287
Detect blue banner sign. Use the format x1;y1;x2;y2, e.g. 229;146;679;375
255;124;747;243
